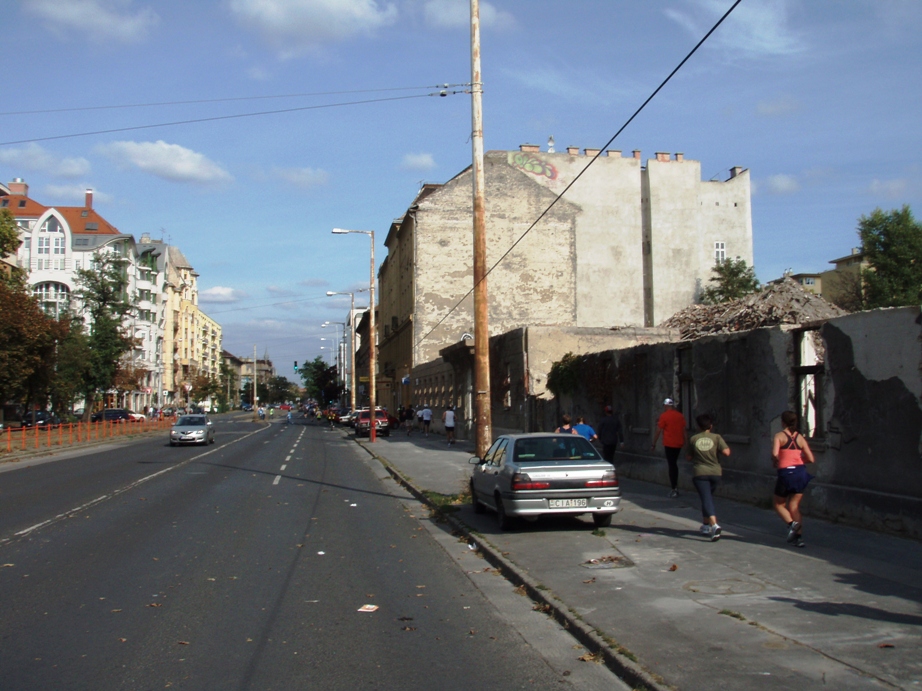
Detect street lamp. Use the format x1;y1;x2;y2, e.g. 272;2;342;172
326;288;368;416
332;228;377;441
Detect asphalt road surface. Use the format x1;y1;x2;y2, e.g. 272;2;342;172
0;417;625;690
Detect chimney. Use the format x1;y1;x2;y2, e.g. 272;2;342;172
607;150;622;157
519;143;540;153
567;146;580;156
584;148;601;157
675;152;684;162
85;189;94;209
730;166;743;178
632;150;641;160
655;152;670;162
8;178;28;196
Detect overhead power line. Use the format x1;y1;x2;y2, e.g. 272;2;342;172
416;0;744;347
0;84;469;117
0;90;465;147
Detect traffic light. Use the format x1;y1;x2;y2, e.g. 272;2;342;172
294;361;298;372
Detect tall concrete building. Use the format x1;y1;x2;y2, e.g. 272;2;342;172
376;146;752;397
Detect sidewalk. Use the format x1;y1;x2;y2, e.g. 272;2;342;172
354;427;922;691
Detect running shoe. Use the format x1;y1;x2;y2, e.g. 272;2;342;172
787;521;801;543
709;524;722;542
795;536;805;548
699;524;711;535
669;489;679;498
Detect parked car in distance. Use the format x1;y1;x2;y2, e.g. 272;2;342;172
355;409;390;437
241;403;253;412
127;410;146;422
169;414;215;446
21;410;62;429
90;408;132;423
337;408;355;425
469;433;621;530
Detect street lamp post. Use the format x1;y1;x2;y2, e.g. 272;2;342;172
332;228;376;442
326;289;367;417
322;321;344;382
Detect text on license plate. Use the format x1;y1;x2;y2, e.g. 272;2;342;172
548;498;587;509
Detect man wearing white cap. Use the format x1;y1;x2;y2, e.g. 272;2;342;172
651;398;687;497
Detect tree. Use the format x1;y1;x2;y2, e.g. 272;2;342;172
0;208;25;289
48;315;92;417
74;253;135;416
858;205;922;309
0;280;56;418
299;356;340;404
700;257;761;305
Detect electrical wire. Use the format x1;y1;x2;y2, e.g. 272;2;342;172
0;90;464;147
415;0;743;348
0;84;469;117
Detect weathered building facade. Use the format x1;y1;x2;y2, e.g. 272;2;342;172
376;146;752;413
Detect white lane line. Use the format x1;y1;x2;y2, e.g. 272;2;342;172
280;464;287;471
285;455;292;461
273;475;282;485
0;425;272;547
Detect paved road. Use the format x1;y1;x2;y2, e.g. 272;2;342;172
0;417;626;690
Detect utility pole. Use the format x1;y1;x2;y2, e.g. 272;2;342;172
470;0;492;457
252;344;258;422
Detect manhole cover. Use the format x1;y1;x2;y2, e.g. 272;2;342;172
581;555;635;569
683;579;764;595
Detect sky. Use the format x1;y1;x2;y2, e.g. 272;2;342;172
2;0;921;376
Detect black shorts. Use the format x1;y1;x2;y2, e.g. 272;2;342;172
774;465;814;497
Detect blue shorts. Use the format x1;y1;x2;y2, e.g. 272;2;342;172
774;465;814;497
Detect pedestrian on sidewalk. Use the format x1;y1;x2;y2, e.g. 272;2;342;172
421;404;432;436
597;406;624;464
402;404;415;436
416;406;425;432
442;405;457;445
573;416;598;442
771;411;815;548
555;414;577;434
652;398;686;497
687;414;730;542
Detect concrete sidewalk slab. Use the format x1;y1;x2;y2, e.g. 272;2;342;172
351;425;922;691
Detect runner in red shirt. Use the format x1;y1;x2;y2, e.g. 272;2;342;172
651;398;687;497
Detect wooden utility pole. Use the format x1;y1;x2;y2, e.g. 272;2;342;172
470;0;492;457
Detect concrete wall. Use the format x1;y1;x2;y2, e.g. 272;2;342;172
551;307;922;538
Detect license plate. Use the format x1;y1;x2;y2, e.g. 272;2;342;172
549;498;587;509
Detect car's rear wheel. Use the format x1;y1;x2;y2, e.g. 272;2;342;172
496;495;514;531
471;482;485;514
592;513;613;528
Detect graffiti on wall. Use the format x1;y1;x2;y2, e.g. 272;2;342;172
507;152;558;180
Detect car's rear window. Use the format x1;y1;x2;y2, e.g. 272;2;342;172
513;436;601;462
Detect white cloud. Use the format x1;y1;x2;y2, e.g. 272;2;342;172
868;178;908;199
423;0;514;30
44;183;113;205
228;0;397;56
0;143;90;178
756;94;800;117
400;153;436;171
98;140;233;185
266;285;297;297
200;286;247;303
765;174;800;195
297;277;329;287
24;0;159;43
664;0;804;58
272;166;329;189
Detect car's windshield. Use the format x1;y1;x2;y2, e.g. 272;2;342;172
177;416;205;426
513;436;601;463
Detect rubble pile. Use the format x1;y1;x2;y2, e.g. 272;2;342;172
661;278;847;341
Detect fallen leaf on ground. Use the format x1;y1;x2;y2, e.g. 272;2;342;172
578;652;603;663
668;564;678;572
146;603;162;608
878;643;895;648
402;626;417;631
177;641;190;645
111;609;123;613
583;578;596;584
358;604;379;613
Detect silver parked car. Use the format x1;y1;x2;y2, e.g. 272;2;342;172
469;433;621;530
169;414;215;446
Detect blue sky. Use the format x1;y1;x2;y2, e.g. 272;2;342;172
2;0;921;374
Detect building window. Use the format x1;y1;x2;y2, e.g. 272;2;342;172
37;236;50;255
33;282;70;317
53;237;66;255
41;217;62;233
803;277;815;286
714;241;726;263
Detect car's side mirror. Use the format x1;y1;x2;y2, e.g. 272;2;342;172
469;456;483;465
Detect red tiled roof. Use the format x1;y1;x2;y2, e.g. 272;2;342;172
0;195;46;217
57;206;121;235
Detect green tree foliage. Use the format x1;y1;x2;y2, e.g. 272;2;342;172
299;356;340;404
0;209;25;288
547;352;581;397
0;280;56;413
700;257;761;305
74;252;135;414
48;315;92;416
858;205;922;309
266;375;298;404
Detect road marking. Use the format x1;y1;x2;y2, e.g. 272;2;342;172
285;455;292;461
0;425;271;547
280;464;287;471
273;475;281;485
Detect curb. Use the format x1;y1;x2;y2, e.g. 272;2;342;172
355;436;672;691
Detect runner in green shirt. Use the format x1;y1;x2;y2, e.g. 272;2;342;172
687;414;731;542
